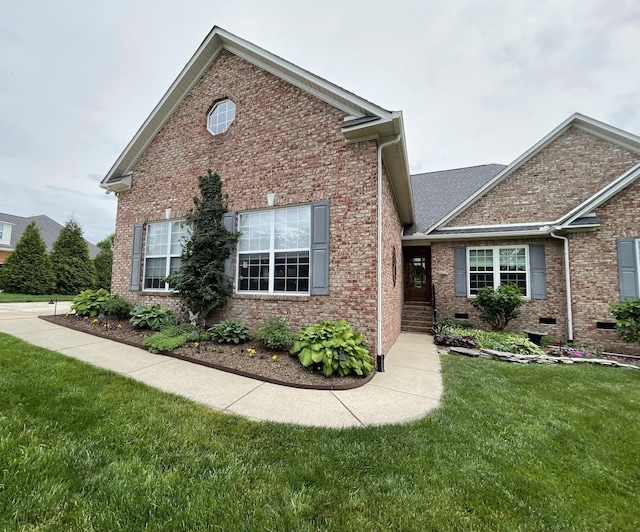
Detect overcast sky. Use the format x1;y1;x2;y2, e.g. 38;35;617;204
1;0;639;244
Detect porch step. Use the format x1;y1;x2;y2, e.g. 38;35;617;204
401;303;433;334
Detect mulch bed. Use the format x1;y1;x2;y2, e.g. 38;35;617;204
40;314;373;390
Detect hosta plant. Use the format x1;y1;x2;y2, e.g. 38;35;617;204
71;289;111;317
291;320;373;378
130;304;177;331
208;320;250;344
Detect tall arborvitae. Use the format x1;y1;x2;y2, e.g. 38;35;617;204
166;169;238;324
50;217;97;295
0;221;55;294
93;233;114;291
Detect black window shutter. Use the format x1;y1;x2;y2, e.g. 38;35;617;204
130;223;143;291
311;201;330;295
454;246;467;297
529;244;547;299
617;238;639;300
222;212;236;282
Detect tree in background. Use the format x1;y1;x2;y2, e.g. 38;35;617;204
50;218;96;295
166;170;238;325
94;233;114;291
0;221;55;294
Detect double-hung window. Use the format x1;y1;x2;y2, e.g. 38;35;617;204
468;245;529;297
143;220;188;290
237;206;310;294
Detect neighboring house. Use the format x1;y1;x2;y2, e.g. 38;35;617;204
101;26;640;356
100;27;412;357
406;114;640;355
0;213;99;265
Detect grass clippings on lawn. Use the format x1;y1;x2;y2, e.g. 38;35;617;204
1;332;640;531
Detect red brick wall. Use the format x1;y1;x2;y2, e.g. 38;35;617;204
381;165;404;354
0;250;9;264
432;238;569;342
568;178;640;355
111;50;388;354
449;127;640;227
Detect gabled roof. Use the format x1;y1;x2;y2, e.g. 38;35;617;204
100;27;413;223
0;213;99;258
429;113;640;234
406;164;506;235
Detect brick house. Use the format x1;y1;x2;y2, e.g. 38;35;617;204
406;114;640;354
101;27;640;356
100;27;412;357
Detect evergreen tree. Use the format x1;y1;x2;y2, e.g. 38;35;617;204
50;217;97;295
0;221;55;294
93;233;114;290
166;170;238;324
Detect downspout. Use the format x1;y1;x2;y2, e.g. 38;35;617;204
377;133;402;369
550;229;574;342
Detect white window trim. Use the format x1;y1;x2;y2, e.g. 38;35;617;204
142;220;187;292
467;245;531;299
236;206;311;296
207;99;235;136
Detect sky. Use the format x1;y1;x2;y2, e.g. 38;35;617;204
1;0;639;244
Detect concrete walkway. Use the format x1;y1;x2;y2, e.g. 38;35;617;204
0;302;443;428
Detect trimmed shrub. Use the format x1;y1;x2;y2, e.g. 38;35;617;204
254;317;295;351
50;218;96;294
0;221;55;295
208;320;250;344
610;298;640;343
471;284;524;331
103;294;134;319
291;320;373;378
94;233;114;291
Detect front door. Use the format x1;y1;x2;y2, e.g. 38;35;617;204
404;247;432;302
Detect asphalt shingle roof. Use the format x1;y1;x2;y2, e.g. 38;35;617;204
407;164;506;235
0;213;99;258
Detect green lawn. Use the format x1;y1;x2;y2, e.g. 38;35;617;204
1;333;639;531
0;293;75;303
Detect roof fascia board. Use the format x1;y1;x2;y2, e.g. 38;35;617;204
559;162;640;227
403;229;555;242
101;34;226;186
427;114;579;232
384;114;414;224
102;27;394;185
572;114;640;154
221;36;391;119
442;221;557;231
427;113;640;235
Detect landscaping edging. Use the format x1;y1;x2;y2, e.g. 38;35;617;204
446;346;640;370
39;315;375;390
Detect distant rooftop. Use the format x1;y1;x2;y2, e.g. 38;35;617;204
0;213;99;258
407;164;506;235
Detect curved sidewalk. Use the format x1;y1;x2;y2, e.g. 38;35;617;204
0;302;442;428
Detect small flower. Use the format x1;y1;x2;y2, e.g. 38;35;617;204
92;318;99;324
65;312;69;317
271;355;278;362
194;342;200;349
117;324;122;329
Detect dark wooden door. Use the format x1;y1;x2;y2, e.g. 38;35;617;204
404;247;432;302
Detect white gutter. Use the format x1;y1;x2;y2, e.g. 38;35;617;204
377;133;402;362
550;229;574;342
